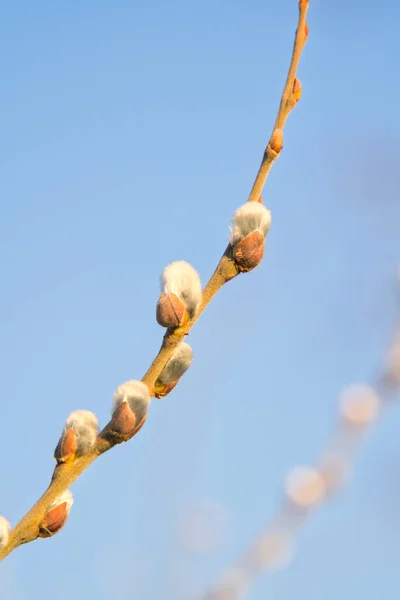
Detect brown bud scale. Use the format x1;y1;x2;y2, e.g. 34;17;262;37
55;427;77;464
109;402;148;442
154;379;179;399
110;402;136;436
233;231;265;272
39;502;69;538
156;293;187;328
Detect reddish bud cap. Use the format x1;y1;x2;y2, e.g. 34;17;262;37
111;402;136;435
233;231;265;272
154;379;179;399
39;503;69;538
55;427;77;464
109;401;147;442
156;293;187;328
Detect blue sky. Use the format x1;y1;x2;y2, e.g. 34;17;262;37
1;1;400;598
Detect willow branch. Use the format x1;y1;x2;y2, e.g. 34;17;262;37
0;1;309;563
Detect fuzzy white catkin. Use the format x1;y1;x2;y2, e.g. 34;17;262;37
63;410;99;451
0;516;10;550
339;384;380;425
112;380;151;414
160;261;202;315
284;466;326;508
229;202;271;245
48;489;74;513
158;343;193;384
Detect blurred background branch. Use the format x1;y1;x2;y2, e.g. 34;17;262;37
194;282;400;598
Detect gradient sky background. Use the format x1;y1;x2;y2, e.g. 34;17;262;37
1;1;400;598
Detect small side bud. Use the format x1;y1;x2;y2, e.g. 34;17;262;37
293;77;302;103
229;203;271;272
269;128;284;154
109;380;151;442
304;22;309;38
55;410;99;464
39;490;73;538
156;261;202;328
0;516;11;550
154;342;193;398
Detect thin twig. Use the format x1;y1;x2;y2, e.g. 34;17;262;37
247;0;309;203
0;1;309;562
